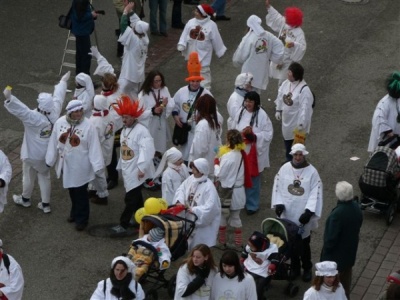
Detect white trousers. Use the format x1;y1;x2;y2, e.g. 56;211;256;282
220;209;242;228
200;66;211;91
22;160;51;203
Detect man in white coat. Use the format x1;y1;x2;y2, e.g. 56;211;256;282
0;239;24;300
3;72;70;213
271;143;323;282
110;95;155;237
74;72;95;119
173;158;221;249
46;100;105;231
233;15;284;94
0;151;12;214
265;0;306;86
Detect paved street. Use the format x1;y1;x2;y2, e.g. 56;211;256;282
0;0;399;299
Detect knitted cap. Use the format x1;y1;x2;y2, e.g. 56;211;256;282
37;93;54;113
248;231;270;252
185;52;204;82
285;7;303;27
149;227;165;242
387;270;400;285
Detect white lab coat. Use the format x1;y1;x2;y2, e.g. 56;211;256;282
0;150;12;213
226;89;245;130
89;112;115;166
0;253;24;300
161;164;190;205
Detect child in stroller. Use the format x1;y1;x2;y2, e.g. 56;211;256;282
240;231;279;300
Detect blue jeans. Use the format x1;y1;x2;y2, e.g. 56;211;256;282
245;175;260;211
68;183;89;226
149;0;168;33
211;0;226;16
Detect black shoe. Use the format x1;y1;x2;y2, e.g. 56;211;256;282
107;180;118;190
75;223;87;231
215;15;231;21
302;269;312;282
67;216;75;223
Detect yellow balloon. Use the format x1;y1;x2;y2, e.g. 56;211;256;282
135;207;147;224
158;198;168;210
144;197;162;215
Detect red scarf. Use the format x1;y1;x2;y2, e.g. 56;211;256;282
92;110;109;117
240;150;253;188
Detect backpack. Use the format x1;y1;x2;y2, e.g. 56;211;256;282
2;253;10;275
300;84;316;108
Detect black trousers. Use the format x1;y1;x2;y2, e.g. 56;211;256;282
68;183;89;226
291;235;312;272
75;35;91;75
120;185;144;228
171;0;182;27
107;144;119;182
248;271;272;300
284;139;294;162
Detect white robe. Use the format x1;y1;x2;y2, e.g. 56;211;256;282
177;17;227;66
173;175;221;249
0;151;12;213
226;90;245;130
117;123;155;192
138;87;175;153
214;149;245;210
174;264;217;300
172;86;212;161
45;116;105;188
303;284;347;300
0;253;24;300
271;162;323;238
266;5;306;80
74;87;95;119
90;277;145;300
275;79;313;140
233;108;273;172
368;94;400;152
210;273;257;300
233;29;284;90
161;164;190;205
89;113;115;166
243;243;279;278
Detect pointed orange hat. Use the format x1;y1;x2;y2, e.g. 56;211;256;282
185;52;205;82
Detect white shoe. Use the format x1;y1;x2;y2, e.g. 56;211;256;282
13;194;31;208
37;202;51;214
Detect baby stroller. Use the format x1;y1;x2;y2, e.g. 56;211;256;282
261;217;302;297
126;206;197;300
359;145;399;225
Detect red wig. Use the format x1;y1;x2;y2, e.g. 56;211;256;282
285;7;303;27
112;94;144;118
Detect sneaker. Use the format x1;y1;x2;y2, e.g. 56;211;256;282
37;202;51;213
13;194;31;208
110;225;128;237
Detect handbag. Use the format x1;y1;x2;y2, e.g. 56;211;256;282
59;7;72;30
172;86;204;146
216;158;243;208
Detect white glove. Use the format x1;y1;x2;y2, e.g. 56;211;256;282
275;111;281;121
61;71;71;82
89;46;101;59
177;44;185;52
3;87;12;100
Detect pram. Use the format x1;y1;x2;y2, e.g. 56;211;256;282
358;145;399;225
261;217;302;297
126;206;197;299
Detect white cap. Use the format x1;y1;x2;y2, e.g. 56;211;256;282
192;158;209;176
93;95;109;111
153;147;183;179
315;261;338;277
111;256;135;274
235;73;253;89
66;100;84;114
290;143;309;155
135;21;149;34
37;93;54;112
247;15;265;37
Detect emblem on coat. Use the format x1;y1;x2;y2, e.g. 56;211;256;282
40;124;53;138
288;179;304;196
121;141;135;160
255;38;268;53
283;92;293;106
182;102;190;113
189;26;205;41
104;122;114;140
59;126;81;147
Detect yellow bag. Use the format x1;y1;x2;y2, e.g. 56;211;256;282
293;128;306;145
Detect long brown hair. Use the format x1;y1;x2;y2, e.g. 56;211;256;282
140;70;166;95
195;94;220;130
311;275;341;292
181;244;217;275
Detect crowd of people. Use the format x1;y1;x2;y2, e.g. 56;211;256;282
1;0;399;299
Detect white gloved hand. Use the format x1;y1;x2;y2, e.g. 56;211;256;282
89;46;101;59
61;71;71;82
275;111;281;121
3;87;12;100
177;44;185;52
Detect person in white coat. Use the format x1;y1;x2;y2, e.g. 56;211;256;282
174;244;218;300
88;95;114;205
110;95;155;237
368;71;400;152
173;158;221;249
46;100;105;231
3;72;70;213
271;143;323;282
233;15;284;94
232;91;273;215
227;72;253;130
275;62;313;161
73;72;95;119
0;151;12;214
172;52;212;163
0;239;24;300
118;2;150;99
303;261;347;300
153;147;190;205
265;0;306;86
177;4;227;90
90;256;145;300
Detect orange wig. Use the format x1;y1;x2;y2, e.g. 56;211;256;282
112;94;144;118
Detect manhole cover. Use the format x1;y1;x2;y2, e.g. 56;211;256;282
88;223;139;238
341;0;369;4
